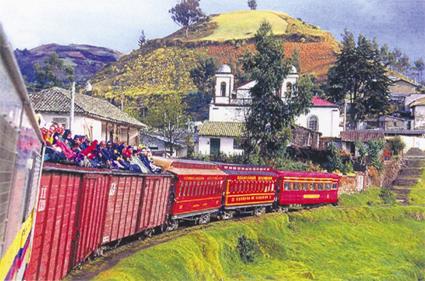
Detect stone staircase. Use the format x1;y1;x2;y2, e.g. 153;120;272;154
390;148;425;205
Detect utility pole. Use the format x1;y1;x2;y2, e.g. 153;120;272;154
70;82;75;131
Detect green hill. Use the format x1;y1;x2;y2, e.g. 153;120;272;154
167;10;332;43
92;10;339;105
92;189;425;281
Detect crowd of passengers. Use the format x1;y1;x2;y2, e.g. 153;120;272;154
41;123;162;174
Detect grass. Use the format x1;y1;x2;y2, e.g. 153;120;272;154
409;169;425;205
93;189;425;281
172;10;332;42
201;11;288;41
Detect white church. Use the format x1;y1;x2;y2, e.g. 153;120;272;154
197;64;342;156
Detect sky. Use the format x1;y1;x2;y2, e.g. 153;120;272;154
0;0;424;60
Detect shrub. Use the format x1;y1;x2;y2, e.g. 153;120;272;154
379;188;396;205
237;235;259;263
325;143;344;173
387;137;405;156
367;140;385;171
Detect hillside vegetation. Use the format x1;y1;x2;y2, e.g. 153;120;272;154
93;189;425;281
92;10;339;100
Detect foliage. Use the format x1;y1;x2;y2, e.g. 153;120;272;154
327;31;392;128
367;139;385;171
144;94;188;156
237;235;259;263
138;30;147;47
379;188;397;205
324;143;344;173
355;141;368;166
247;0;257;10
339;187;388;207
32;53;74;90
169;0;205;37
413;58;425;82
182;92;211;121
241;22;313;163
189;57;218;94
290;49;300;72
93;206;425;281
386;136;405;156
92;47;202;98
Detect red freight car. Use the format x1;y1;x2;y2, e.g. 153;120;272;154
276;171;340;208
26;164;173;281
217;164;277;218
154;158;226;227
25;164;110;281
102;173;172;244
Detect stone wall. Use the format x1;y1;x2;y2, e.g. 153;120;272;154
338;158;402;195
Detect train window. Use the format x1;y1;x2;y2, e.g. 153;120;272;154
326;183;331;190
302;183;308;191
284;182;290;191
333;183;337;190
294;183;299;190
318;183;324;190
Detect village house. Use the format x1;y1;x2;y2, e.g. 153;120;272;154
30;87;146;145
197;65;341;156
140;132;188;158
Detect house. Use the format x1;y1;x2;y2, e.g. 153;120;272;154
140;132;188;158
30;87;146;145
197;64;339;156
410;97;425;130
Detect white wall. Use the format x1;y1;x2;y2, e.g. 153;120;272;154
295;107;341;137
198;136;243;156
395;135;425;152
413;106;425;129
209;104;247;122
39;113;141;144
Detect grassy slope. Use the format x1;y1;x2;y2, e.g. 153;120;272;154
409;169;425;205
93;189;425;281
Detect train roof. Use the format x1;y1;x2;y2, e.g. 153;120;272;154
275;170;341;179
215;163;276;176
153;157;227;176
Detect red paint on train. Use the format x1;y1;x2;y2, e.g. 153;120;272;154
276;171;340;206
218;164;277;209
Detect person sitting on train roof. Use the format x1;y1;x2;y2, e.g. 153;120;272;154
139;147;162;174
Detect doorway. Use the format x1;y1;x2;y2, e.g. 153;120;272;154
210;138;221;157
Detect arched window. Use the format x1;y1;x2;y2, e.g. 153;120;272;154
220;82;227;97
308;115;319;131
286;82;293;97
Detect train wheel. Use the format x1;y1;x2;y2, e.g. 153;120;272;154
221;211;234;220
166;220;178;232
254;207;266;216
198;214;211;225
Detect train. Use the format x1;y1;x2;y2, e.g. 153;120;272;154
25;159;340;281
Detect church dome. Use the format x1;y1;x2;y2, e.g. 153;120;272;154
289;65;297;74
217;64;232;74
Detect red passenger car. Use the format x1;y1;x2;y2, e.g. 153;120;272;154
276;171;340;207
218;164;277;217
154;158;226;226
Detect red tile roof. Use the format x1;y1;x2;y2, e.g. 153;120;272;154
311;96;337;107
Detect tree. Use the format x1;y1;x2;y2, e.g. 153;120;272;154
290;49;301;72
169;0;205;38
247;0;257;10
327;31;392;129
190;57;218;94
138;30;147;47
33;53;74;90
144;94;188;156
414;58;425;82
241;21;312;163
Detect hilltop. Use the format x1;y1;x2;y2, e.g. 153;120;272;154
91;10;339;98
15;43;122;87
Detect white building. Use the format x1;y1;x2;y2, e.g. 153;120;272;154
198;64;341;156
30;87;147;145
